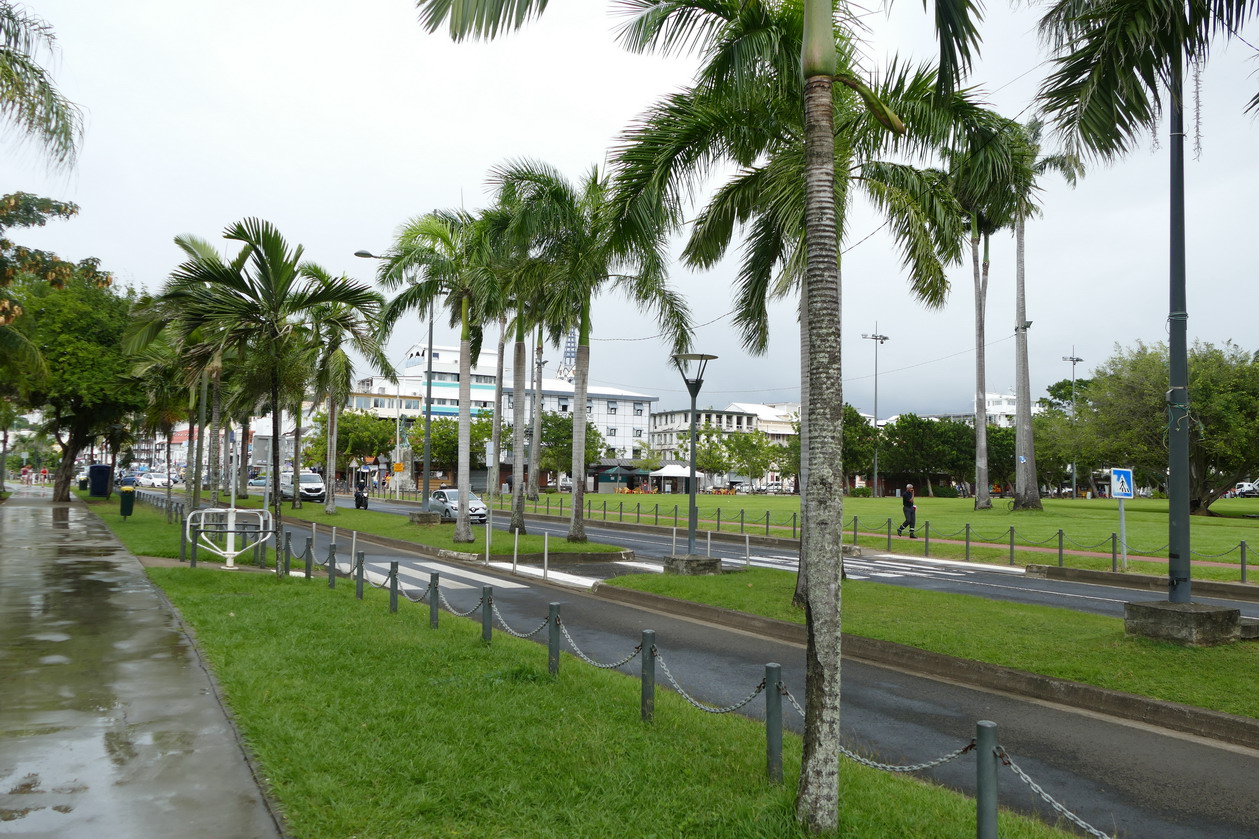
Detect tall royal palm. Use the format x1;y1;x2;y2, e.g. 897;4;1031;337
0;3;82;169
1010;118;1082;511
378;210;502;544
491;159;691;543
161;219;380;526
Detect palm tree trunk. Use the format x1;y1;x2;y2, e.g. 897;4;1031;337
238;416;250;497
324;396;339;515
528;326;543;500
510;325;528;534
209;371;222;507
795;67;845;834
1013;214;1042;510
165;425;174;523
192;373;207;510
489;317;507;508
567;318;590;543
454;299;474;543
291;399;303;510
792;291;810;609
270;376;282;531
972;228;991;511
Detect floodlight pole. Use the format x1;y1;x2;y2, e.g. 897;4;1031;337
861;326;889;497
1062;349;1082;500
1167;55;1191;603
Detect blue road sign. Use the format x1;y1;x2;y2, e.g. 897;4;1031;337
1111;468;1135;499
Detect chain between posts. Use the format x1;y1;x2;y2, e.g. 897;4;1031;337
1018;531;1061;546
1189;545;1240;559
1065;535;1117;550
997;747;1114;839
491;602;551;638
781;687;977;772
557;618;642;669
438;588;485;618
654;649;764;713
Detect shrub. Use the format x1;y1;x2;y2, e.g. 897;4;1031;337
849;486;872;497
931;484;959;498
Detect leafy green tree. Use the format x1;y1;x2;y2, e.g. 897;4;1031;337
536;411;605;480
726;429;777;487
693;424;730;488
934;417;976;491
306;410;397;475
409;415;495;478
840;405;875;492
0;6;82;168
986;425;1016;491
9;270;145;499
881;414;947;494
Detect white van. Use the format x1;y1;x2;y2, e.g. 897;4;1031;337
280;471;327;502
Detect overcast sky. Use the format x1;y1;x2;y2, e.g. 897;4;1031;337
4;1;1256;418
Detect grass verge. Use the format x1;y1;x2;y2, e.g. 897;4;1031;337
606;569;1259;720
148;567;1076;839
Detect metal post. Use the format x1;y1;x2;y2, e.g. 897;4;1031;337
1242;541;1248;583
190;527;199;568
965;523;971;562
792;512;797;539
1008;527;1015;566
328;543;337;588
179;521;187;563
862;326;889;497
923;521;930;557
543;532;549;582
640;629;656;722
717;508;722;532
852;515;858;546
389;561;398;613
548;602;561;676
283;531;292;576
304;537;313;579
765;510;770;536
654;503;659;526
706;531;711;557
618;501;623;522
739;507;744;533
1057;529;1064;568
512;528;519;573
886;517;892;552
481;586;492;644
1166;54;1192;604
1111;533;1118;572
765;663;783;784
671;527;677;554
745;534;750;568
976;720;999;839
355;551;365;600
636;502;641;523
429;572;440;628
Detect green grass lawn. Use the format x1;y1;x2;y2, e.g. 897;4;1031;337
606;569;1259;720
148;567;1078;839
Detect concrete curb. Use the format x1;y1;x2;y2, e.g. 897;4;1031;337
1026;564;1259;602
277;515;633;565
592;584;1259;752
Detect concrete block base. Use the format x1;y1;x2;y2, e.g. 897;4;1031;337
409;511;441;526
1124;600;1241;646
664;554;723;575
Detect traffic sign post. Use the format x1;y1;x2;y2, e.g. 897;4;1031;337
1111;468;1134;571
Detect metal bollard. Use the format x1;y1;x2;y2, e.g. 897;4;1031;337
389;561;399;613
481;586;493;644
852;515;859;546
618;501;623;522
548;602;561;676
283;531;292;576
765;663;783;784
965;523;971;561
976;720;999;839
923;521;930;556
717;508;721;532
739;508;744;533
327;543;337;588
1243;541;1249;583
640;630;655;722
765;510;771;536
792;512;797;539
304;537;314;579
355;551;365;600
706;531;711;557
429;573;440;628
1111;533;1118;572
1057;529;1065;567
190;527;199;568
1008;527;1015;565
180;521;188;563
886;517;892;551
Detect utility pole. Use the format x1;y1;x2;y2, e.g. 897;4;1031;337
1062;349;1082;499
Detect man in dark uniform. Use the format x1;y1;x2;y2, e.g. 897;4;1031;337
897;483;917;538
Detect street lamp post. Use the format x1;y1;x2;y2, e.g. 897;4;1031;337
673;353;716;556
357;249;436;509
1062;349;1082;499
861;326;889;497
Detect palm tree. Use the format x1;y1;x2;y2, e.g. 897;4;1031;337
378;210;502;543
160;219;380;527
0;3;82;169
412;0;984;829
1010;118;1082;512
490;159;691;543
301;270;391;515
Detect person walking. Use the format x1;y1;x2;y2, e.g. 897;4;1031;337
897;483;917;538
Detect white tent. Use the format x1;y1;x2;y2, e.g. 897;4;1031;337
649;464;693;478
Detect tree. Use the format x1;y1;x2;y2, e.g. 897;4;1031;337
726;429;776;487
693;424;731;488
379;210;502;543
8;270;145;500
307;410;397;474
1010;119;1082;511
881;414;946;493
490;159;689;543
0;5;82;168
536;411;605;479
410;415;494;476
840;405;875;492
159;219;380;527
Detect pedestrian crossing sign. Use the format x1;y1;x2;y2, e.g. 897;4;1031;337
1111;468;1134;499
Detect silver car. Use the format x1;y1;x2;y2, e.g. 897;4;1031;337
430;489;487;523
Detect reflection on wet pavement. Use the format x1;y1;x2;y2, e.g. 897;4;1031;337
0;486;282;837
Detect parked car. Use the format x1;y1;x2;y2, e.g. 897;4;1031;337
429;489;488;523
279;472;326;502
1236;482;1259;498
143;473;175;488
557;476;573;492
247;476;269;488
118;473;137;487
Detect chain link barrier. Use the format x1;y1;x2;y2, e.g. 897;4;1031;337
557;619;642;669
492;602;551;639
1064;535;1116;551
998;748;1114;839
654;648;764;713
933;526;968;539
1189;545;1240;559
1018;532;1062;546
400;583;428;604
438;588;485;618
781;686;977;772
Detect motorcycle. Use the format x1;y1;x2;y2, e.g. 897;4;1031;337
354;482;369;510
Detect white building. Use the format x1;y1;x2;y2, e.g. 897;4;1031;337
932;392;1041;428
352;344;658;460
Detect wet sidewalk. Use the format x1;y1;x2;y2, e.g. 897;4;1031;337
0;486;284;838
